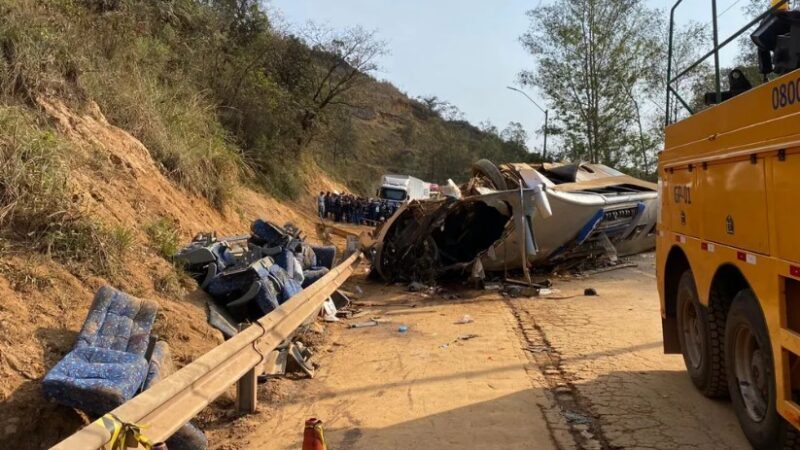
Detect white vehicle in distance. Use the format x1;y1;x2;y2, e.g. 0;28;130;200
378;175;431;204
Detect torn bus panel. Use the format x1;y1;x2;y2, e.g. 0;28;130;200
371;187;551;283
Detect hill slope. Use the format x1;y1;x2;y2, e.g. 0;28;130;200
0;98;343;448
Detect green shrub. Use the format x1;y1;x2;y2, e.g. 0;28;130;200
0;106;136;276
82;64;245;208
145;217;181;260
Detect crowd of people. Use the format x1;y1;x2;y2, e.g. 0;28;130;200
317;192;400;225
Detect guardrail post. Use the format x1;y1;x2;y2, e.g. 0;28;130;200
236;365;258;414
236;323;258;414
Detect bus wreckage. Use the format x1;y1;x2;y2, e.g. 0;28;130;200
369;160;658;282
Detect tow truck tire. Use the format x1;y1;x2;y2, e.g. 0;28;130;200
726;290;799;450
676;270;727;397
471;159;507;190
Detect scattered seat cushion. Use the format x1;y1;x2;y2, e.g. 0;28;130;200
143;341;174;390
301;267;330;288
274;249;305;284
43;287;209;448
76;286;159;356
177;241;240;288
42;286;158;415
209;258;282;321
268;264;303;304
167;421;209;450
140;341;208;450
311;246;337;270
42;347;148;415
205;266;259;304
253;278;281;315
250;219;290;248
300;245;317;269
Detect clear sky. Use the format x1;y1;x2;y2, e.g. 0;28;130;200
268;0;758;152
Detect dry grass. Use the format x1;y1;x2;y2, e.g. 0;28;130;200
153;268;193;298
1;2;247;208
46;222;136;277
0;256;54;292
86;71;246;208
0;106;135;277
0;106;74;237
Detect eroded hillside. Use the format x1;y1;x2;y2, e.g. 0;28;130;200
0;98;344;448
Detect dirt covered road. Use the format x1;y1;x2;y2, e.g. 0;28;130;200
226;253;750;449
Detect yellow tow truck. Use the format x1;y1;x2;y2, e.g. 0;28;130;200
659;0;800;448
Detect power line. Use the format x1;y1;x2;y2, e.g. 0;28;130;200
717;0;743;18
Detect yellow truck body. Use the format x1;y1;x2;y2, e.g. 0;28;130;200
658;68;800;433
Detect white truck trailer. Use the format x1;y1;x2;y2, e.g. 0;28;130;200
378;175;431;203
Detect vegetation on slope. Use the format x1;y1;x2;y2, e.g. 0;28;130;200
1;0;532;204
0;105;134;277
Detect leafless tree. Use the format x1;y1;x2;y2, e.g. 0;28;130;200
299;24;387;134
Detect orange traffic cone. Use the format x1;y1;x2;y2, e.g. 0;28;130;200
302;418;327;450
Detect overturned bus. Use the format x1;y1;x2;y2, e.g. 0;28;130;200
370;160;657;282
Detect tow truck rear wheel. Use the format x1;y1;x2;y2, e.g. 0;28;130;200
726;289;799;450
676;270;727;397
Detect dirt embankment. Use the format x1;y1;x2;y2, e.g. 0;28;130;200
0;99;347;448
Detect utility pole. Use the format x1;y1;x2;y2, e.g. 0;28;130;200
506;86;549;161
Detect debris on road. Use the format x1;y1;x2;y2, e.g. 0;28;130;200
583;288;598;296
288;341;316;378
577;262;637;276
348;311;369;320
398;325;409;333
321;299;339;322
331;289;352;310
563;410;592;425
455;314;474;324
264;340;317;378
176;219;338;337
407;281;429;292
349;320;379;329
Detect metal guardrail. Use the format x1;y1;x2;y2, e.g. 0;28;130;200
50;252;361;450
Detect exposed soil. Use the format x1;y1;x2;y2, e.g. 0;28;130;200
0;99;351;449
